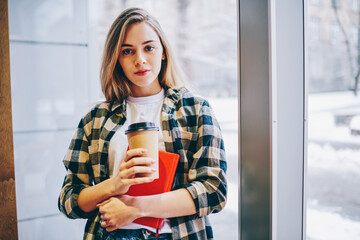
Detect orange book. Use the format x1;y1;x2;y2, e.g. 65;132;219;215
125;150;180;229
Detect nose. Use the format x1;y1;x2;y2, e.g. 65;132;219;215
134;51;146;66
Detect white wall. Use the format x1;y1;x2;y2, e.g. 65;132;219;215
8;0;94;238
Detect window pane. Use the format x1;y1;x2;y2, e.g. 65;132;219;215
306;0;360;239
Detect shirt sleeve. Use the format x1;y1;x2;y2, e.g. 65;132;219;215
58;116;95;219
184;100;227;218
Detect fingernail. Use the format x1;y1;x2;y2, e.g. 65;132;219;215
151;168;156;172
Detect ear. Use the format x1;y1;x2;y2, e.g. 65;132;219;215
162;53;166;60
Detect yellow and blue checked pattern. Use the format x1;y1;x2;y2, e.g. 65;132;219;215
58;87;227;240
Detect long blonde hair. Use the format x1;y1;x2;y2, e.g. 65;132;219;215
100;7;187;102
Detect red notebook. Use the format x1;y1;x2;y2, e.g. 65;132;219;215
125;150;180;229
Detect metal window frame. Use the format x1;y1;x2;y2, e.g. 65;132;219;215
238;0;306;239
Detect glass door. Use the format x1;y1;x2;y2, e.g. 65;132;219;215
306;0;360;239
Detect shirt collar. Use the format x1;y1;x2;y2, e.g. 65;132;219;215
109;87;187;114
110;99;126;113
163;87;187;113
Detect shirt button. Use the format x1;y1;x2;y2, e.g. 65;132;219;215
145;229;152;236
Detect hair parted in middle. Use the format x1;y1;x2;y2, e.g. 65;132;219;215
100;7;187;102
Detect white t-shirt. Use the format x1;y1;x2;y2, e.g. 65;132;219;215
108;88;172;233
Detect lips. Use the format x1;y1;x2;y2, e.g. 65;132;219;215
134;69;150;76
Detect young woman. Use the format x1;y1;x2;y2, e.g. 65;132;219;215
58;7;227;240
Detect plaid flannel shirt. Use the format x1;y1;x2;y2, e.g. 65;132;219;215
58;87;227;240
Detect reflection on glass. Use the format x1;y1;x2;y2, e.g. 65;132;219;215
307;0;360;239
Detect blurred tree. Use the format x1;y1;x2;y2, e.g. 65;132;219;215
332;0;360;95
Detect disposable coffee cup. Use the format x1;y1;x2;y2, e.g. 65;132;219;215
125;122;159;179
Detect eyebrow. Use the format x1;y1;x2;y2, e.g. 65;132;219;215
121;40;158;47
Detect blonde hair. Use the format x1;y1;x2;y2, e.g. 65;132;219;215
100;7;187;102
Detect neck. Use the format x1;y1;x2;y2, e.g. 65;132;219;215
131;81;163;97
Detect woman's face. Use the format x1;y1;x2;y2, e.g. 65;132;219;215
119;22;165;97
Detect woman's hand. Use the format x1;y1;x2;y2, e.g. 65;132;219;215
110;148;155;195
97;196;141;232
77;149;154;214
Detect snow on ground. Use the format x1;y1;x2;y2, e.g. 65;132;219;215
307;208;360;240
307;91;360;176
308;91;360;145
307;91;360;240
308;142;360;173
308;91;360;113
308;112;360;146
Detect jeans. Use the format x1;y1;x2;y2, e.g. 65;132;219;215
99;228;172;240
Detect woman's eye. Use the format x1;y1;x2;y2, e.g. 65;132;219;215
145;46;155;51
122;49;132;55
